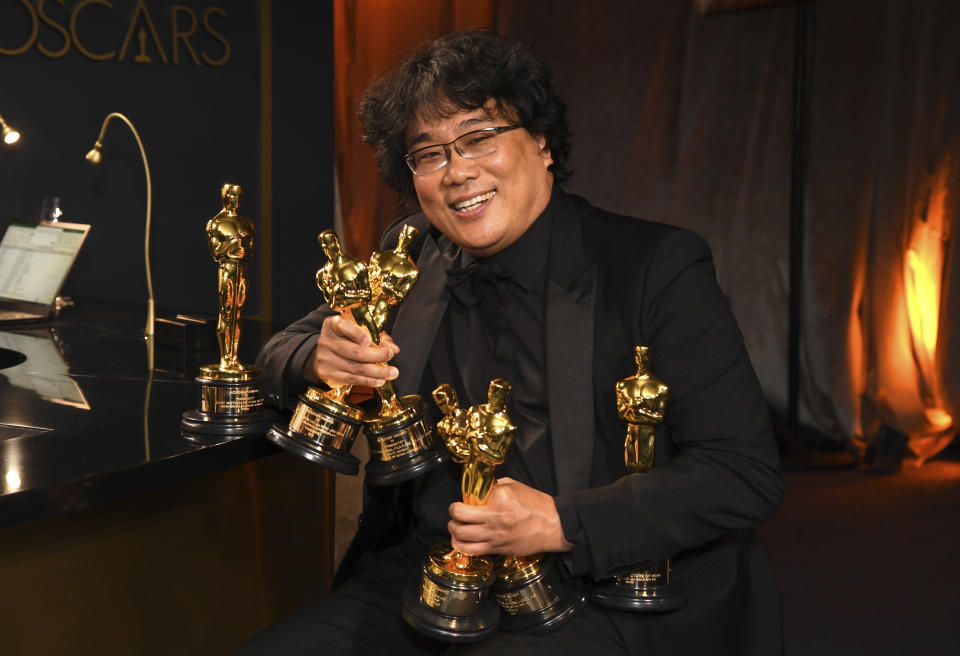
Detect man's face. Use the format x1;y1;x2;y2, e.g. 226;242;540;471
406;104;554;258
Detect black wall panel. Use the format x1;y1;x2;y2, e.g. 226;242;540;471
0;0;333;326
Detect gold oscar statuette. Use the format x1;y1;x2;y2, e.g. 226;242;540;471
182;183;275;438
588;345;685;612
267;226;444;482
401;379;516;643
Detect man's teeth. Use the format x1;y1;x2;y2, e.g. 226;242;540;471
453;191;495;211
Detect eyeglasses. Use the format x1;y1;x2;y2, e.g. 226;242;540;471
404;125;522;175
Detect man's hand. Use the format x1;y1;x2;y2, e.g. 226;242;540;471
304;314;399;388
448;477;574;556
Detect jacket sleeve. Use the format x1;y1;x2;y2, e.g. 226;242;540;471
558;228;783;580
256;305;334;409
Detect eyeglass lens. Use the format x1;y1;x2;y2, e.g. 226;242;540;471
408;127;512;174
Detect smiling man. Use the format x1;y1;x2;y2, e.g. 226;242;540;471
244;29;784;656
405;104;553;258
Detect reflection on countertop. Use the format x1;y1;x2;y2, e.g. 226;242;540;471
0;298;280;526
0;329;90;410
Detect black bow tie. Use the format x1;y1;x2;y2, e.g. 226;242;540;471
445;261;514;307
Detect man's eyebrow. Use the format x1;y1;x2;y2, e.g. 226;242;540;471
407;115;495;150
458;115;493;130
406;132;431;150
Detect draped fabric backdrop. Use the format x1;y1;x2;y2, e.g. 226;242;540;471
334;0;497;257
334;0;958;462
803;1;959;462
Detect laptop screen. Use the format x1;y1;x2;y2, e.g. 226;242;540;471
0;222;89;305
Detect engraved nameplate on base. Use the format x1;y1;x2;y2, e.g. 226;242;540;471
266;389;365;475
182;366;275;438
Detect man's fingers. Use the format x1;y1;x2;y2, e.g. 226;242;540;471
329;315;372;346
346;359;398;384
320;321;395;364
379;332;401;357
313;314;401;388
314;344;398;389
327;354;397;387
321;371;386;389
449;518;501;552
448;518;505;545
448;501;490;524
451;538;497;555
340;339;396;364
329;318;398;362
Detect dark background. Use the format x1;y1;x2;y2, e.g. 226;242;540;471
0;0;332;324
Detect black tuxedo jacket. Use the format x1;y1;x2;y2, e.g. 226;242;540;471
258;188;784;655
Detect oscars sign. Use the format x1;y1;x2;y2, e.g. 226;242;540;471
0;0;231;65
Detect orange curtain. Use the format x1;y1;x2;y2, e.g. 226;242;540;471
334;0;497;257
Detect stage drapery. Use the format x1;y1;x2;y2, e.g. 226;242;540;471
333;0;497;258
333;0;958;461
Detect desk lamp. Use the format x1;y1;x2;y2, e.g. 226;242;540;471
0;114;21;145
85;113;155;341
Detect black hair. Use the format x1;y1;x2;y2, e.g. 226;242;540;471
358;29;573;200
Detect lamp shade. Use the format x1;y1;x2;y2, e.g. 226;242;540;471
0;114;20;145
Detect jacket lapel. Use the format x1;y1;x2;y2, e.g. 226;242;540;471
545;192;597;496
546;265;597;496
390;232;450;395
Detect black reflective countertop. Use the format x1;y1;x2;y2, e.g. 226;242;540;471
0;299;281;527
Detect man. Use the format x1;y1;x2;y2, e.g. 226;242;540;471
245;29;783;655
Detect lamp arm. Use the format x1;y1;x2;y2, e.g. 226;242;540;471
93;112;154;338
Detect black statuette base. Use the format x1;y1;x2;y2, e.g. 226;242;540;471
181;375;274;438
364;436;446;486
493;557;584;634
363;397;445;486
588;559;685;612
181;408;276;439
266;423;360;475
401;581;499;644
265;390;365;475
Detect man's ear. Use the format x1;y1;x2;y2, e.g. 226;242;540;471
536;135;554;168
